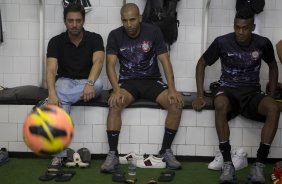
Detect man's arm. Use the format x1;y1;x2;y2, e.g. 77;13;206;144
82;50;105;101
276;40;282;64
106;54;125;106
192;56;207;111
46;57;60;106
88;51;104;83
268;59;278;97
158;53;183;105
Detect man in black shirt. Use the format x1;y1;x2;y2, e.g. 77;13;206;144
101;3;183;173
192;8;280;184
46;3;104;172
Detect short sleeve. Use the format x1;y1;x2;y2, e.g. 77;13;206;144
92;33;104;52
261;38;275;63
46;37;59;59
153;26;168;55
202;38;220;66
106;31;118;55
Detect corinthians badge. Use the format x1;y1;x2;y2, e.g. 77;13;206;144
142;41;151;53
251;50;260;60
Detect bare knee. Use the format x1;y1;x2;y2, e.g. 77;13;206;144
214;96;230;113
167;103;182;117
108;106;123;116
264;102;280;118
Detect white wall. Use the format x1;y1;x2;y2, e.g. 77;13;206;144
0;0;282;157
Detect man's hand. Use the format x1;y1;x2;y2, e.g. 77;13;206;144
167;89;184;108
192;97;206;111
47;94;61;107
82;85;95;102
108;89;125;108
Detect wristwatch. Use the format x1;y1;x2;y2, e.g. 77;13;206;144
86;80;95;86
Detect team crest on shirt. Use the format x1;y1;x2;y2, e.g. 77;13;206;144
142;41;150;53
251;50;260;60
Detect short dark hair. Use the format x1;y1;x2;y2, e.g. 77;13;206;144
235;6;255;24
63;3;85;21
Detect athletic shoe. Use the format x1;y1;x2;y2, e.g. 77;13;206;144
247;162;265;184
159;149;181;170
136;154;166;168
119;152;145;164
208;148;248;171
208;150;223;170
77;147;91;168
0;148;9;166
65;148;76;167
47;157;63;172
219;161;236;184
232;147;248;171
101;151;119;173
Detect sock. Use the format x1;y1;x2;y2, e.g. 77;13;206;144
160;127;177;155
219;141;232;162
256;143;270;164
107;130;120;156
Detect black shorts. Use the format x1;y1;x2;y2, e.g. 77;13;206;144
214;86;267;122
119;79;168;101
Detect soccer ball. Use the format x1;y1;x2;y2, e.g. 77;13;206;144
23;105;73;155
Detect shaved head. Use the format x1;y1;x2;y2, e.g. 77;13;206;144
120;3;140;15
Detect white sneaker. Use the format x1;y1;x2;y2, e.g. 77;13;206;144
208;150;223;170
119;152;145;164
136;155;166;168
232;147;248;171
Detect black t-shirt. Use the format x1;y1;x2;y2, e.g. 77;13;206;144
47;30;104;79
106;23;167;80
203;32;275;88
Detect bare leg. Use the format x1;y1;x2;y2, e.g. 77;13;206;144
214;95;231;142
258;96;280;144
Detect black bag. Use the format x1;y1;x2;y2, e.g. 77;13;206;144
142;0;180;47
0;85;48;104
236;0;265;14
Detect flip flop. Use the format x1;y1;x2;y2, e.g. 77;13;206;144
54;170;76;182
147;178;157;184
124;178;137;184
112;170;126;183
39;171;59;181
158;170;175;182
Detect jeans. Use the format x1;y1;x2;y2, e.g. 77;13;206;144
53;77;103;157
55;77;103;114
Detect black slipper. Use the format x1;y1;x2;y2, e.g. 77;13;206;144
124;178;137;184
39;171;59;181
54;170;76;182
112;170;125;183
147;178;157;184
158;170;175;182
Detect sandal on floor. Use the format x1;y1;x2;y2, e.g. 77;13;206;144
54;170;76;182
158;170;175;182
112;170;126;183
39;171;59;181
147;178;157;184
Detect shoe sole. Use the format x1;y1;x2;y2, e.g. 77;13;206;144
166;165;182;170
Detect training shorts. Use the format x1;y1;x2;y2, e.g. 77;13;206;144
214;86;267;122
